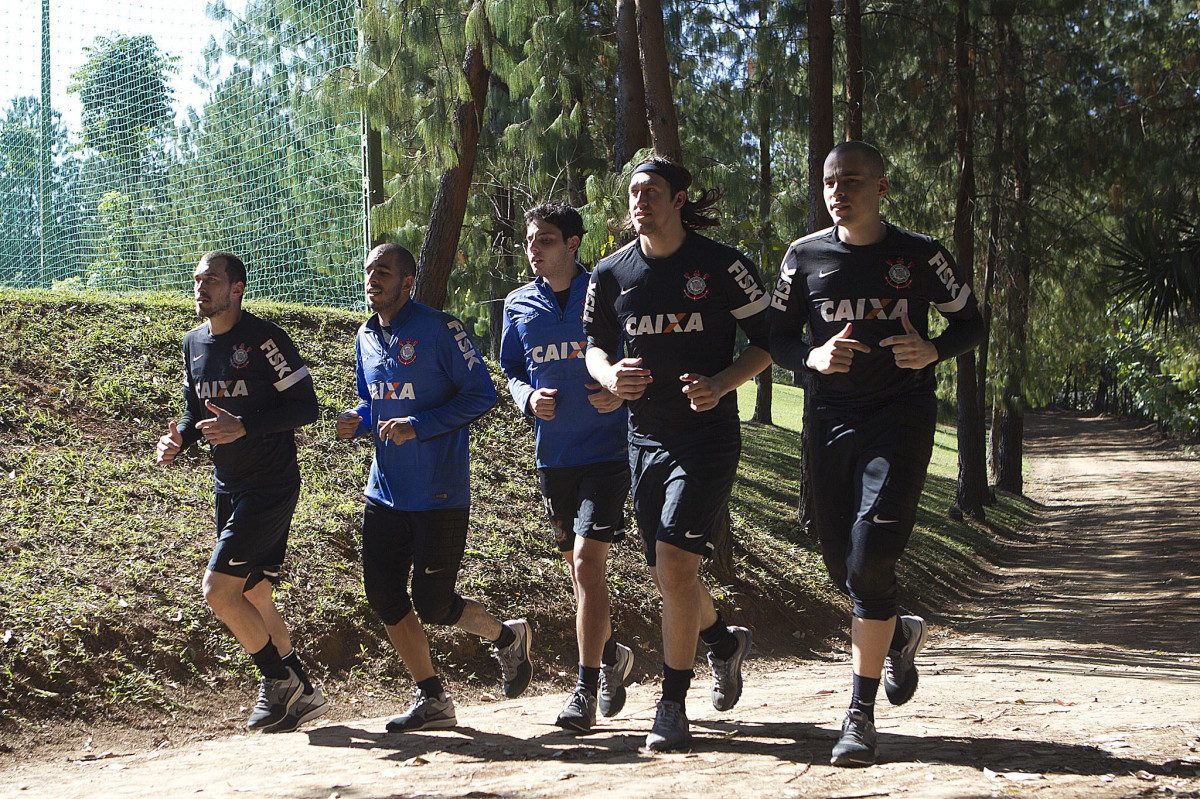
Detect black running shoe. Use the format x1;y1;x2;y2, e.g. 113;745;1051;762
246;668;303;731
266;684;329;733
708;626;751;711
555;687;598;733
884;615;930;706
598;642;634;717
645;699;690;752
830;709;877;767
492;619;533;698
386;690;456;732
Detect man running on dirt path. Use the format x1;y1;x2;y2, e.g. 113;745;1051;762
336;243;532;734
768;141;985;766
500;202;635;734
584;156;772;751
155;250;325;733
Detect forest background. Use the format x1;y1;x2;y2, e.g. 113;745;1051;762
1;0;1199;515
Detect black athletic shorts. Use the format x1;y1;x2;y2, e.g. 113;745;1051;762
538;460;630;552
208;482;301;590
630;427;741;566
810;399;937;620
360;499;469;627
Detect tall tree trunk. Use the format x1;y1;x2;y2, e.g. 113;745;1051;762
979;54;1004;485
636;0;682;161
844;0;863;141
615;0;648;168
807;0;834;234
797;0;835;530
752;0;774;425
488;184;515;361
993;19;1030;494
414;3;490;310
952;0;986;519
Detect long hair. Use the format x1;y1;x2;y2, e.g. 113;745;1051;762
612;156;723;233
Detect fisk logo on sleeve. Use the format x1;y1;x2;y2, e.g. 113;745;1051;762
260;339;293;379
446;320;482;370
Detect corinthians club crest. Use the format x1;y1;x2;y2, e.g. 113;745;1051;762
229;343;252;369
397;338;418;365
885;257;914;290
683;271;710;301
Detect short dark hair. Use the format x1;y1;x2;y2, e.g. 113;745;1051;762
827;140;886;177
617;155;722;232
370;243;417;279
200;251;246;285
524;202;585;243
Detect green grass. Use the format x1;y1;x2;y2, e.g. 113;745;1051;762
0;287;1034;733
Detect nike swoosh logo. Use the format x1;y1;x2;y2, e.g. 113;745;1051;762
192;354;203;361
683;530;702;539
620;286;636;296
591;524;612;532
871;514;899;525
228;559;249;567
819;269;840;278
424;567;443;574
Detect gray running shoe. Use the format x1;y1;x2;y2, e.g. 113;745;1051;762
883;615;930;706
707;626;752;711
830;708;877;767
492;619;533;698
555;687;598;733
246;667;303;731
266;684;329;733
598;642;634;717
386;690;457;732
645;699;690;752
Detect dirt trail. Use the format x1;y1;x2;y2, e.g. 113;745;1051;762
5;411;1200;798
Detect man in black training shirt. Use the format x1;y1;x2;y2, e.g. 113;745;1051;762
768;141;984;766
155;251;323;733
584;156;773;751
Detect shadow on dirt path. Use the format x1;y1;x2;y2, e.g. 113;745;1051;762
3;411;1200;799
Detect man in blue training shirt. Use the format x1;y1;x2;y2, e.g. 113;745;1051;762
336;243;532;733
155;251;324;733
500;202;635;733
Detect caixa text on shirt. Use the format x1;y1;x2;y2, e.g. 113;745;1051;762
194;380;249;398
368;381;417;401
531;341;587;362
624;313;704;336
819;297;910;323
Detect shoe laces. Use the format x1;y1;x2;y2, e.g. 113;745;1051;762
654;701;683;729
492;634;524;677
568;689;592;713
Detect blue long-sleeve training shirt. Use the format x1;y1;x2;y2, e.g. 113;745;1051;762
351;300;497;511
500;266;627;469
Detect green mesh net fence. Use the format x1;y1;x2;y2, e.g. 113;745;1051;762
0;0;364;307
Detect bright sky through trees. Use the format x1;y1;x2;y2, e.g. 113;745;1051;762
0;0;245;131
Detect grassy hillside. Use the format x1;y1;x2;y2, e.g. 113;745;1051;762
0;288;1034;744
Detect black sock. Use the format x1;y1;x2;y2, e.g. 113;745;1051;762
602;634;618;666
851;673;879;722
701;614;737;661
577;664;600;695
889;617;908;651
416;675;445;698
661;665;694;705
280;650;312;693
250;638;289;681
493;623;516;650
